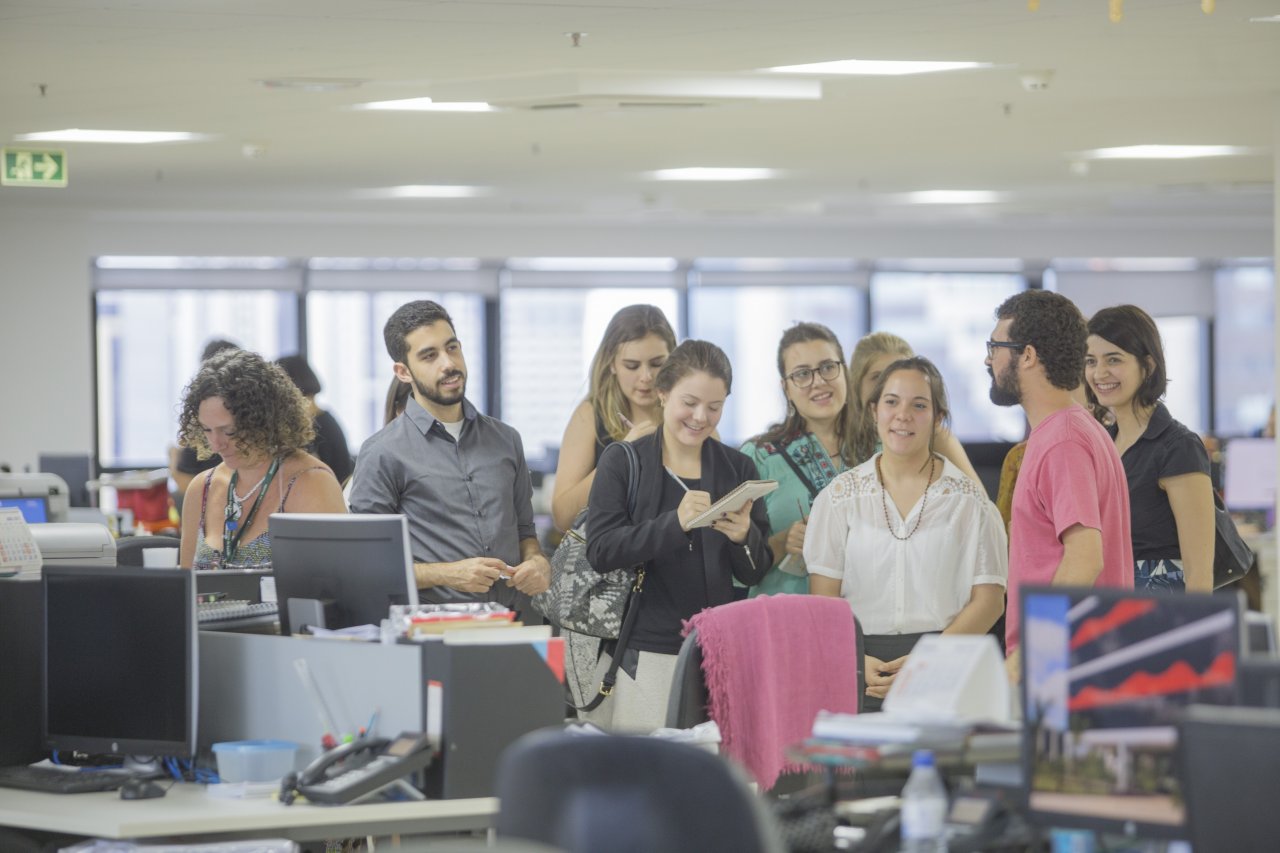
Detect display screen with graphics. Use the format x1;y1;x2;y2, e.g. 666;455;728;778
1020;586;1242;839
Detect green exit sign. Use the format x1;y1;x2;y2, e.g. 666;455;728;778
2;148;67;188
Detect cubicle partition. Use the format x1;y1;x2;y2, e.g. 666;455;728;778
199;632;565;799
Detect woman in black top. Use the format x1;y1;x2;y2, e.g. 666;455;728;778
585;340;772;731
1085;305;1214;591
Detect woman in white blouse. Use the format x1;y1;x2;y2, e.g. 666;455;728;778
805;356;1007;710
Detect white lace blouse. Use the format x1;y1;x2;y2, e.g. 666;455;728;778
804;453;1008;636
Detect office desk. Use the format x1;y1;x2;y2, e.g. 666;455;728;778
0;784;497;843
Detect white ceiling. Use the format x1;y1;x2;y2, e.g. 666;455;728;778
0;0;1277;238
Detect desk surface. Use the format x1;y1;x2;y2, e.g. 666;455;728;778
0;783;497;842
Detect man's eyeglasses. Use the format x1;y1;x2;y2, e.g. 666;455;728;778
986;340;1027;359
786;360;843;388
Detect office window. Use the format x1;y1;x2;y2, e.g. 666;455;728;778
1155;316;1208;434
870;272;1026;441
305;291;487;452
1214;267;1274;436
95;289;299;468
500;288;681;469
687;286;865;447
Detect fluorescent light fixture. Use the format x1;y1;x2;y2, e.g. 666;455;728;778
508;257;678;272
365;185;487;199
355;98;495;112
764;59;990;76
649;167;777;181
1249;15;1280;22
15;129;205;144
1079;145;1254;160
95;256;288;270
903;190;1003;204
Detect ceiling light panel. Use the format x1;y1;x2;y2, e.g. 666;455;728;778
649;168;777;181
15;129;206;144
764;59;991;76
1079;145;1255;160
903;190;1003;204
354;98;496;112
363;185;487;199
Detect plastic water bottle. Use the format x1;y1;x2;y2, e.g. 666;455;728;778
900;749;948;853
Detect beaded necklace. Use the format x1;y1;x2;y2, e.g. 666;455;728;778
222;457;281;568
876;454;936;541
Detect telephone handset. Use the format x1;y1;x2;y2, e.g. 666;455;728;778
281;732;434;805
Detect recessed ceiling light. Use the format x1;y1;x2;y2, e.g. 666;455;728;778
903;190;1003;204
362;185;487;199
14;129;206;144
648;167;777;181
763;59;991;76
1079;145;1255;160
354;98;496;112
257;77;365;92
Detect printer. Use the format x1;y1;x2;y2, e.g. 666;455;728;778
29;523;117;568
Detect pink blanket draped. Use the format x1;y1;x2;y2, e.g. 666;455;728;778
684;594;860;790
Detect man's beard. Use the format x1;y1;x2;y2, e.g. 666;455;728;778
988;360;1021;407
413;369;466;407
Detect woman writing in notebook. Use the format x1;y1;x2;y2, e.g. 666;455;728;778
741;322;852;596
178;349;346;570
585;340;772;731
806;357;1007;710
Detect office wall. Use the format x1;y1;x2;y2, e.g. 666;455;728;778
0;205;1274;472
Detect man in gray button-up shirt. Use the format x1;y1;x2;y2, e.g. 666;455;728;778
350;300;551;610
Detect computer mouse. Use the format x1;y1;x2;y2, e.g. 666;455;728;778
119;778;167;800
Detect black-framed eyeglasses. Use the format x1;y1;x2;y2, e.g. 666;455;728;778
986;340;1027;359
785;360;843;388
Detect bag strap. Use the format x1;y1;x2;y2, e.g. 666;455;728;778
577;440;644;713
778;439;821;500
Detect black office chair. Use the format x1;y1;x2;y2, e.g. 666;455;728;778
666;600;866;729
495;730;786;853
114;533;180;567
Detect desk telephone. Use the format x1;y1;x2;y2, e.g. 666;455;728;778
281;732;434;805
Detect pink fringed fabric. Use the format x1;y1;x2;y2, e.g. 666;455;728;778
684;594;860;790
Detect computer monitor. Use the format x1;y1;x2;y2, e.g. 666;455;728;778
38;453;93;508
1178;704;1280;853
43;566;197;759
270;513;418;636
0;473;70;523
1244;611;1276;656
1223;436;1276;512
0;496;49;523
1020;586;1243;839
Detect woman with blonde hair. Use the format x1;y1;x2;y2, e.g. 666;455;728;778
848;332;981;481
551;305;677;532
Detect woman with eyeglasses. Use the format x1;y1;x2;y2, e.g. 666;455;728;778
1085;305;1214;592
848;332;981;481
740;323;853;596
807;356;1007;710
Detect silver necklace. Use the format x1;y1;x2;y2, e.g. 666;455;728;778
227;468;270;521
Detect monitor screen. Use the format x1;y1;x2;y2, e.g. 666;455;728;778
43;566;197;759
0;496;48;524
1178;705;1280;853
270;513;418;636
1021;586;1242;838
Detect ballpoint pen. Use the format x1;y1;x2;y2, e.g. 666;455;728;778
778;499;810;575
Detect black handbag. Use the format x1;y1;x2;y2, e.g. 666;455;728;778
1213;491;1255;589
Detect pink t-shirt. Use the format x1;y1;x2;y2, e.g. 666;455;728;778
1006;403;1133;650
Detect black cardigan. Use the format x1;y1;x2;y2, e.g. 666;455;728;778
586;429;772;653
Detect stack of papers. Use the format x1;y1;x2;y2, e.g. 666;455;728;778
812;710;977;748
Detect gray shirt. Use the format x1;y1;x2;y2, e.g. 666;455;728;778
349;396;537;607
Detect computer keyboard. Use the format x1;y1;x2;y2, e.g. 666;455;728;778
0;764;130;794
197;599;279;624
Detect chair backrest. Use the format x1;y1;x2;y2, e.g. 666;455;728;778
665;600;865;729
114;534;180;567
495;729;785;853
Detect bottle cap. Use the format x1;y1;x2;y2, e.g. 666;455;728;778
912;749;935;768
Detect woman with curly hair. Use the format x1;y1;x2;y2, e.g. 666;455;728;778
177;349;346;570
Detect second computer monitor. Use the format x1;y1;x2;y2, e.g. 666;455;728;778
269;513;419;635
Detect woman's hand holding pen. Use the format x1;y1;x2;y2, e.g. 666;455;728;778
617;411;656;443
710;499;753;544
676;490;712;532
784;519;808;556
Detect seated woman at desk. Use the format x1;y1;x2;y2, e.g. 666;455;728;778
806;356;1007;710
585;340;772;732
177;349;347;570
